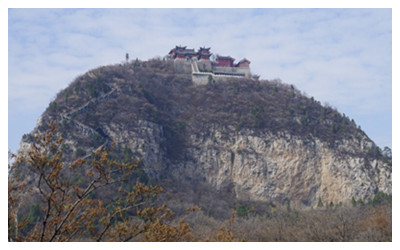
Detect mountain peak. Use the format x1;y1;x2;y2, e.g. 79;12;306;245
17;57;391;211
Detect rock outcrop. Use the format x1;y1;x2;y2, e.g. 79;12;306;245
15;59;392;210
94;120;391;209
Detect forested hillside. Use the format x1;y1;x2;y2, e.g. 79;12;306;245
9;58;391;241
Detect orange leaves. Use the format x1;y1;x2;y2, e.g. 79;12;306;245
141;218;193;242
85;168;96;178
355;208;392;241
138;205;172;222
69;158;85;170
137;205;193;242
100;150;108;163
9;121;247;242
373;215;390;231
203;211;244;242
186;205;201;215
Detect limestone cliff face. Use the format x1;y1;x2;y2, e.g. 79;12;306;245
180;124;391;208
96;120;391;209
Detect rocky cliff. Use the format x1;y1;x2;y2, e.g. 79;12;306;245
16;58;392;210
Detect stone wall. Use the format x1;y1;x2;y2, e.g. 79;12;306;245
192;72;213;86
173;58;251;85
197;60;212;72
213;66;251;78
173;59;192;74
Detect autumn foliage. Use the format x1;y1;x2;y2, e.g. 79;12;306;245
9;123;183;241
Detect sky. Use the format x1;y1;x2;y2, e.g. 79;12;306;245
7;8;393;154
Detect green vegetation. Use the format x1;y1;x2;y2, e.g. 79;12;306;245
370;192;392;207
318;198;323;207
352;197;357;207
236;204;251;218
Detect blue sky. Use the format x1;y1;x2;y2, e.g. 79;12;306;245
7;8;393;153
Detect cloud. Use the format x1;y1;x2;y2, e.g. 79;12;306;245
8;8;392;152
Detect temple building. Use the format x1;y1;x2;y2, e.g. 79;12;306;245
236;58;251;68
212;54;251;77
168;46;197;60
214;56;235;67
168;46;212;61
197;47;212;61
168;45;251;84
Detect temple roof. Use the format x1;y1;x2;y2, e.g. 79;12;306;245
169;45;188;55
168;46;250;67
238;58;251;63
176;49;197;55
198;47;212;58
216;55;235;61
199;47;211;51
184;48;196;53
